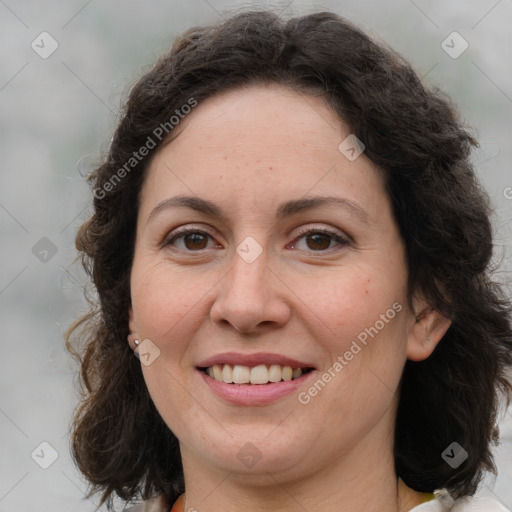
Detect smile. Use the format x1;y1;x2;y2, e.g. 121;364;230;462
196;352;317;405
200;363;314;385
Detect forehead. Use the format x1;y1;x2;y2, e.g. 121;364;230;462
139;83;388;222
166;83;345;152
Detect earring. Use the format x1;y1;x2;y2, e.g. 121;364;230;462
425;335;431;343
128;335;140;349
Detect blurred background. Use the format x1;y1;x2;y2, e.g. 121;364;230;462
1;0;511;510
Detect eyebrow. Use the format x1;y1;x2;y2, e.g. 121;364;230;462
147;194;373;225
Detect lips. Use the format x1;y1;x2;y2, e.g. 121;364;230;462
197;352;315;369
196;352;317;405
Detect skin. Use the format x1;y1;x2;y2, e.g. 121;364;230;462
128;83;451;512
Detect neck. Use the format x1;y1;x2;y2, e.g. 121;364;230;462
180;427;427;512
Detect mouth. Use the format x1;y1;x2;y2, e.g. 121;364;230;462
198;363;315;385
196;353;317;405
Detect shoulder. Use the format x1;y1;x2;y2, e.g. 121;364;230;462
450;496;510;511
410;491;510;511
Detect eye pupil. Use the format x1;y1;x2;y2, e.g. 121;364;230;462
307;233;331;251
185;233;207;250
169;229;345;253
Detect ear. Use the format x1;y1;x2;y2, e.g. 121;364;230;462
128;307;139;343
406;297;452;362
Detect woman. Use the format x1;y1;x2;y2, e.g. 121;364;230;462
66;9;512;512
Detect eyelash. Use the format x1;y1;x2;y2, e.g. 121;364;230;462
163;226;351;253
293;227;351;251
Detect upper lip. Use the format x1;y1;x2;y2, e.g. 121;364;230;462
197;352;315;369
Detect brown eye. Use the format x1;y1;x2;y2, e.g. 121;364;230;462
164;229;216;251
305;233;332;251
291;228;350;252
182;232;209;250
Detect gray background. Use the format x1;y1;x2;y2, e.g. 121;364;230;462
1;0;511;511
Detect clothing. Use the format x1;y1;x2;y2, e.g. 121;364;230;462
128;491;510;511
409;489;509;511
170;494;184;511
168;492;509;511
124;494;168;511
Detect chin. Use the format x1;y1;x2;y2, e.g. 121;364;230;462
187;427;314;477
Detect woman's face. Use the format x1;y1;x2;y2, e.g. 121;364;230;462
129;83;429;480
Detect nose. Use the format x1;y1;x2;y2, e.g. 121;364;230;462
209;250;291;334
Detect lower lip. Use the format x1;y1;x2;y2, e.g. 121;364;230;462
198;370;315;406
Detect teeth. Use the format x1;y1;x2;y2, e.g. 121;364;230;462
232;365;250;384
212;364;223;381
268;364;282;382
250;364;269;384
222;364;233;384
205;363;305;384
282;366;293;381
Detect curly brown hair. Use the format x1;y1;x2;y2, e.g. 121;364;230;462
66;8;512;510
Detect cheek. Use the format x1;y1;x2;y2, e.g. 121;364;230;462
290;283;407;461
305;263;406;352
133;264;208;429
300;263;409;409
131;260;208;342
